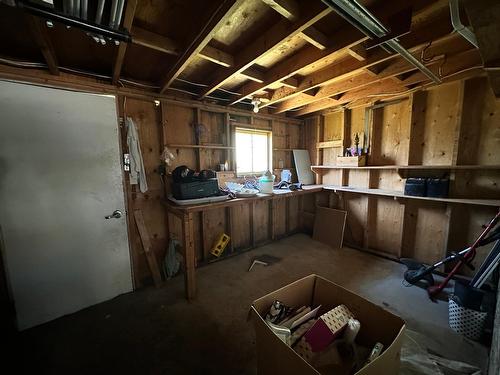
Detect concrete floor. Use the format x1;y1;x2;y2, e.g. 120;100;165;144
9;234;489;374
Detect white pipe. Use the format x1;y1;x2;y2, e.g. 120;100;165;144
449;0;478;48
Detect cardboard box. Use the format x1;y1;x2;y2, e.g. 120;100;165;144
250;274;405;375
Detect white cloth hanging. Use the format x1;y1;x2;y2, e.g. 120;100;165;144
126;117;148;193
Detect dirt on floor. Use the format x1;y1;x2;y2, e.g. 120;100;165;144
5;234;490;374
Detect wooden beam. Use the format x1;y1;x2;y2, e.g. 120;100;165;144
199;44;234;68
112;0;138;84
281;76;299;88
347;43;367;61
231;29;364;105
295;80;408;116
262;15;457;109
160;0;243;93
231;0;451;106
300;27;330;50
131;27;265;82
25;15;59;75
199;2;332;98
241;67;265;83
294;51;484;117
400;49;482;86
463;0;500;97
273;35;469;113
131;26;179;55
261;0;330;50
261;0;298;20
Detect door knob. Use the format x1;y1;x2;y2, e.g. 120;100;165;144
105;210;123;219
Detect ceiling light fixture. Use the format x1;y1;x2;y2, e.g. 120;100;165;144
251;98;261;113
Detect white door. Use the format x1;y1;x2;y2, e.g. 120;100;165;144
0;80;132;330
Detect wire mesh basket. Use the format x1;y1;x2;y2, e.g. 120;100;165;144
448;298;487;341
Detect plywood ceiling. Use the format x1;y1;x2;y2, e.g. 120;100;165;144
0;0;489;117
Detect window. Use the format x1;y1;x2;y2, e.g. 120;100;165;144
235;128;272;175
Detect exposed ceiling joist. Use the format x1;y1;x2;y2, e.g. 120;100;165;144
131;26;180;56
198;2;332;98
463;0;500;97
300;27;330;50
294;79;406;116
131;27;263;83
273;34;470;113
241;67;266;83
231;0;450;107
294;49;483;116
347;43;367;61
261;0;331;49
230;28;366;105
25;15;59;75
198;45;234;68
112;0;138;84
159;0;244;94
261;11;455;109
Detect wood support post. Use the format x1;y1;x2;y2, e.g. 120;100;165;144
181;212;196;300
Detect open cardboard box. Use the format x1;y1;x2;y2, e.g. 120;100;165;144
250;274;405;375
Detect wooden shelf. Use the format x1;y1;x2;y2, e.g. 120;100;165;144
316;140;343;149
312;164;500;178
167;144;235;150
323;185;500;207
312;164;500;171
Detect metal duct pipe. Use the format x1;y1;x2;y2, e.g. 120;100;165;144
115;0;125;29
81;0;87;20
109;0;118;28
449;0;478;48
74;0;80;17
67;0;73;16
322;0;441;83
62;0;68;14
95;0;105;23
16;1;131;42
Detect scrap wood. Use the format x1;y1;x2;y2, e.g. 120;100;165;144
313;207;347;249
134;209;163;287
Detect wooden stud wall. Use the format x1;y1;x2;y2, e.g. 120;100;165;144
307;77;500;271
119;96;306;287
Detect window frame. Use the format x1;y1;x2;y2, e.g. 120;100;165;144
234;127;273;176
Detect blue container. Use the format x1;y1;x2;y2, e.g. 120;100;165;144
427;178;449;198
404;178;426;196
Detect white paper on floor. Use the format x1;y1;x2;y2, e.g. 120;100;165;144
400;330;481;375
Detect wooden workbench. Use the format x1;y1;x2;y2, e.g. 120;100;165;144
165;185;324;300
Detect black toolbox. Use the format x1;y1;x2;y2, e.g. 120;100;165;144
172;179;220;200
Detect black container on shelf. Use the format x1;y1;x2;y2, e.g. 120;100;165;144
427;178;449;198
404;178;427;196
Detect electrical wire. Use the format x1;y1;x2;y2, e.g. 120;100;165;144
357;65;484;100
175;77;242;96
0;56;239;102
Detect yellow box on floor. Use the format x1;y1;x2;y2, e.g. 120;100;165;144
250;274;405;375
